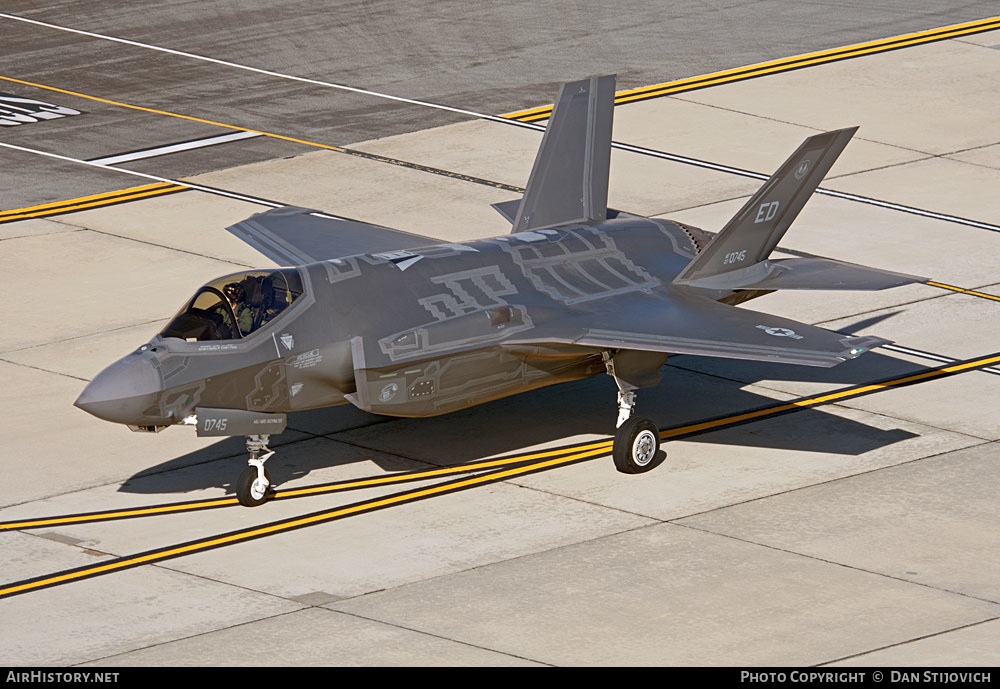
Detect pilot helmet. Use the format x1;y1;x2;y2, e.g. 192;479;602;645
223;282;244;303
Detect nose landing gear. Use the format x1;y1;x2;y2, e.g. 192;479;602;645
236;434;274;507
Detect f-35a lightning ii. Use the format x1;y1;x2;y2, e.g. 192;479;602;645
75;75;923;506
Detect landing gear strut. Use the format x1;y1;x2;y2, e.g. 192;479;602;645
236;434;274;507
604;352;662;474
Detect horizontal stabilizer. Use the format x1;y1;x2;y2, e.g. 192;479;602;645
227;206;438;266
678;257;927;292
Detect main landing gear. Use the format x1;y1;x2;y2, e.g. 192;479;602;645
605;353;662;474
236;434;274;507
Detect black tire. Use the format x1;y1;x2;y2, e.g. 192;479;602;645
236;465;270;507
613;417;661;474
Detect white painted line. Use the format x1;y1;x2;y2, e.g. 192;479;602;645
882;343;1000;375
4;13;999;234
87;131;262;165
0;13;512;126
5;136;997;383
613;141;1000;234
0;140;281;208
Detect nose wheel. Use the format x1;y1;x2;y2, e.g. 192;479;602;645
236;434;274;507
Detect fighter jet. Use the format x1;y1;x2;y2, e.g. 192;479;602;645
75;75;923;506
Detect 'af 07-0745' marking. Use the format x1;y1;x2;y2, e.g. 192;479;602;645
724;250;747;265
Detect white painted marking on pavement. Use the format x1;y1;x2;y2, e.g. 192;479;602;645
88;131;262;165
3;11;998;234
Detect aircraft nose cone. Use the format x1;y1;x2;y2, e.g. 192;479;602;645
74;354;164;425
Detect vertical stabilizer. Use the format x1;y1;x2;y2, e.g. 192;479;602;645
674;127;857;284
511;75;616;232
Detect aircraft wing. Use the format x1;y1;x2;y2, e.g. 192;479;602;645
227;206;440;266
505;289;890;368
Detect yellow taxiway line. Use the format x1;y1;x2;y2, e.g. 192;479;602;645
3;350;999;599
505;16;1000;121
0;183;187;223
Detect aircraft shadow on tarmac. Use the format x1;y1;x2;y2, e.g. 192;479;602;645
119;342;922;499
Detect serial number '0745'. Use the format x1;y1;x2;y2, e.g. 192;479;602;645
723;250;747;265
203;418;228;431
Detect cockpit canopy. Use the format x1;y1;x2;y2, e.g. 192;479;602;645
160;268;304;342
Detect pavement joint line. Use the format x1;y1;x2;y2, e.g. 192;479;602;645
5;11;998;130
816;615;1000;666
0;442;612;531
603;136;1000;233
313;431;453;467
0;226;84;242
506;17;1000;120
654;353;1000;449
70;608;310;668
0;316;166;358
822;155;941;180
0;13;516;129
661;360;1000;442
1;25;1000;596
938;139;1000;157
0;141;285;209
664;439;995;527
673;520;1000;608
801;283;1000;327
505;478;667;525
668;93;947;159
0;451;610;600
1;22;995;666
81;225;257;269
0;428;332;513
2;350;998;583
4;67;1000;235
328;609;554;666
5;126;1000;310
665;360;1000;441
0;357;90;382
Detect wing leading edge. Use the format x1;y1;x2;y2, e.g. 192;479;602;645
226;206;440;266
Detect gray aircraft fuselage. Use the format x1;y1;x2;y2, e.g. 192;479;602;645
75;74;922;498
75;216;713;429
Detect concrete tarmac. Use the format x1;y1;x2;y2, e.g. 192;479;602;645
0;5;998;667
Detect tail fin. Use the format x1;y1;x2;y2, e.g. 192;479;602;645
511;75;615;233
674;127;857;285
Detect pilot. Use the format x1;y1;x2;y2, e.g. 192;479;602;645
223;282;255;335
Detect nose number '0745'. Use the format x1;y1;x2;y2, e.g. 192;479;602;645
203;418;228;432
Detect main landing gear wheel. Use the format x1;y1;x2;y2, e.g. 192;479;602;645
236;465;271;507
613;416;660;474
